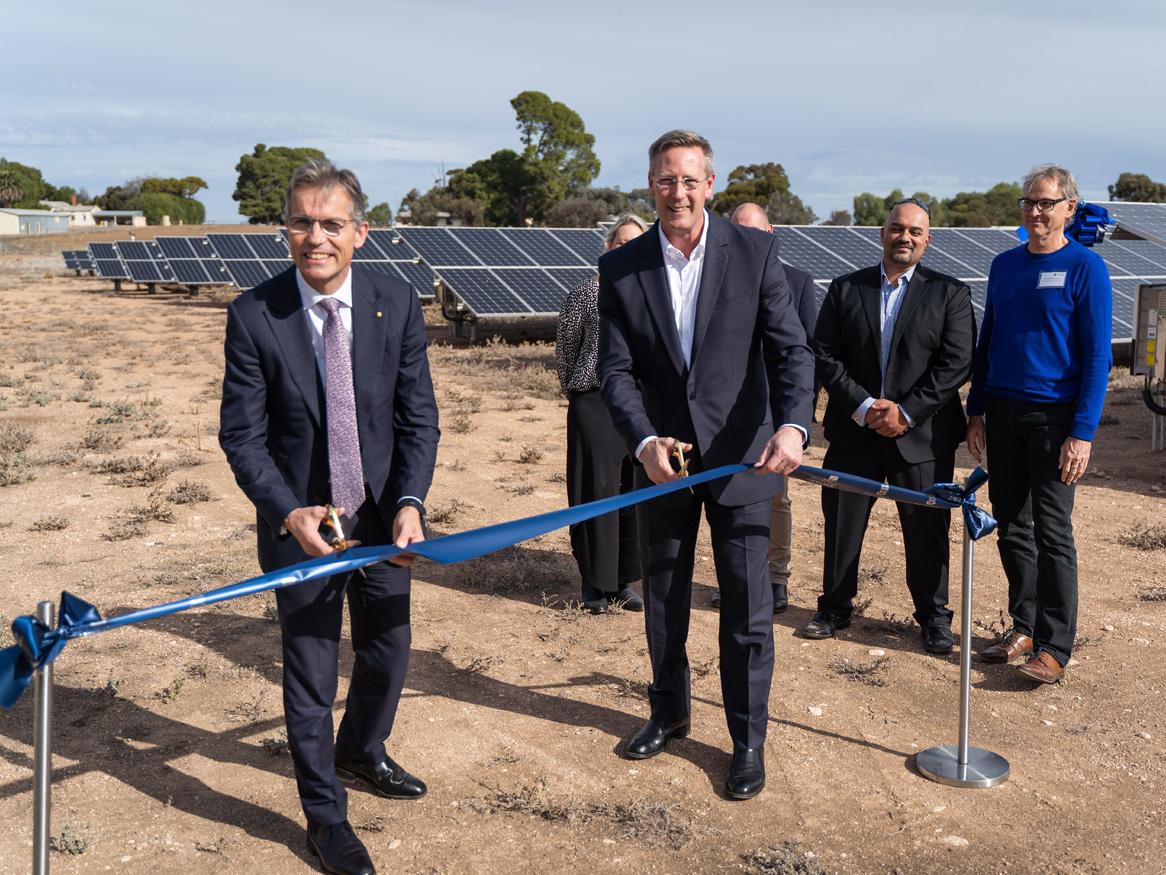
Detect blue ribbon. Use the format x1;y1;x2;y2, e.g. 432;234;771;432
0;463;993;709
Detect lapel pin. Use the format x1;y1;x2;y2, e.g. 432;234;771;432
376;310;383;318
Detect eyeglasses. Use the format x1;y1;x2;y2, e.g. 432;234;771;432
286;215;358;236
890;196;931;218
652;176;706;192
1018;197;1068;214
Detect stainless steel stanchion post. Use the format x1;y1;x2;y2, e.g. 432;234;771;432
33;599;54;875
916;496;1009;788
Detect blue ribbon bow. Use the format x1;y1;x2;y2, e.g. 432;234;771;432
0;462;994;709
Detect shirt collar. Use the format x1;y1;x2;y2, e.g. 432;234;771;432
658;210;711;262
880;262;917;288
296;267;355;312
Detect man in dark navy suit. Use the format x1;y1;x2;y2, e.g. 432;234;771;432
598;130;814;800
220;160;438;875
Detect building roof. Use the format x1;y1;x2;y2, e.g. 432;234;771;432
93;209;144;217
39;201;98;213
0;208;65;217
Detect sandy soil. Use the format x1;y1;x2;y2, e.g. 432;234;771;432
0;234;1163;874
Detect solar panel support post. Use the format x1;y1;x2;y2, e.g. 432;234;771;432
113;279;122;292
916;487;1009;789
32;599;54;875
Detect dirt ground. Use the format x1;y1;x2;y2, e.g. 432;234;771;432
0;232;1163;875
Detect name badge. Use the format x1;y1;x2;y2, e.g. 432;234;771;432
1037;271;1067;289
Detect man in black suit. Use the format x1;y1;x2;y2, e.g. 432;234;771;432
598;130;814;800
220;160;439;875
707;202;819;614
804;197;974;655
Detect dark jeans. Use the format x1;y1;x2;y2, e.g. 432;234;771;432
985;396;1078;666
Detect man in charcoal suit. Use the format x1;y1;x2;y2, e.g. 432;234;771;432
220;159;439;875
805;197;974;655
598;130;814;800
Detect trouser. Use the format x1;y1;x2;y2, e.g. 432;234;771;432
985;395;1078;666
638;487;774;748
276;503;412;827
819;440;954;628
565;390;640;598
767;477;792;583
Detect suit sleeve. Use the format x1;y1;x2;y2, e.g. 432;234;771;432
597;259;656;456
218;303;300;531
760;238;814;432
898;280;975;425
794;272;819;341
389;290;440;501
814;279;871;415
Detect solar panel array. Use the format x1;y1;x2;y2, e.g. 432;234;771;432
395;226;604;318
206;233;291;290
115;240;175;284
1095;201;1166;247
62;250;94;272
88;242;129;280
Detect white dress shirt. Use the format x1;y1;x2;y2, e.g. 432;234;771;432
853;263;916;427
295;268;354;372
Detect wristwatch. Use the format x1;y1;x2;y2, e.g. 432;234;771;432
397;497;428;534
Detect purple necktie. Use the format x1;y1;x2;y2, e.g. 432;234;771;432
318;297;365;515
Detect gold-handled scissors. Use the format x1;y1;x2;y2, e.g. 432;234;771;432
671;445;689;478
322;504;349;551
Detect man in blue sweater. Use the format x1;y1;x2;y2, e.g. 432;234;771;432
966;164;1112;684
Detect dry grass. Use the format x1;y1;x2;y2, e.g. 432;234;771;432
1118;523;1166;551
458;545;576;594
741;841;830;875
830;655;890;687
169;479;213;505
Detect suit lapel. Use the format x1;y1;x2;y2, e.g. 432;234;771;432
888;270;927;360
350;267;387;450
689;215;727;369
636;226;687;375
264;269;322;428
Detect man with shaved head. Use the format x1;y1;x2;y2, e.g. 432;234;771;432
806;198;975;655
711;202;819;614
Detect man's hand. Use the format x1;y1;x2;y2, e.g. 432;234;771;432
1059;436;1092;485
638;437;692;485
754;425;804;474
283;505;338;558
387;505;425;567
864;399;891;428
871;401;909;438
966;415;986;464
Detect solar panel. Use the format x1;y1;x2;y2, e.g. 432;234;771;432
800;227;881;267
772;227;856;278
1094;201;1166;247
153;236;228;286
155;236;198;259
449;228;535;267
391;261;438;298
396;227;481;266
247;235;289;259
927;229;997;277
549;229;604;266
493;268;563;314
499;228;586;266
1106;279;1139;335
436;268;531;315
545;267;597;296
115;241;174;285
220;260;272;291
62;250;94;271
1099;239;1166;275
88;243;129;279
169;259;213;284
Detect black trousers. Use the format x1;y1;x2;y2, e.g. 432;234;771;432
638;485;774;748
985;396;1078;666
565;390;640;598
275;503;411;827
819;439;954;628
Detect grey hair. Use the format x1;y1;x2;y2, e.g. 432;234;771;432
1023;164;1079;201
604;212;648;248
648;129;715;178
284;158;368;224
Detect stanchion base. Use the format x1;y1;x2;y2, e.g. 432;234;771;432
916;745;1009;788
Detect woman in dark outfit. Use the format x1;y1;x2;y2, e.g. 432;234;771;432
555;214;648;613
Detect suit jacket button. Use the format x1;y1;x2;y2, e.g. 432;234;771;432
689;392;697;400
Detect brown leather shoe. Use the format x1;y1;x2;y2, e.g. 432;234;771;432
1016;651;1064;684
980;630;1033;663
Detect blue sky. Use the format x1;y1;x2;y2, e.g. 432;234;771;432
5;1;1164;223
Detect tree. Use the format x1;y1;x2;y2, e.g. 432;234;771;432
822;210;852;226
0;169;23;208
398;186;486;226
0;159;48;208
1108;172;1166;202
142;176;208;199
97;178;144;211
545;196;611;228
367;202;393;226
944;182;1022;227
711;163;804;218
852;189;949;226
234;144;327;224
766;189;816;224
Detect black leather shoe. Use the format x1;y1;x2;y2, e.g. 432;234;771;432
801;611;849;639
725;742;765;800
709;588;722;609
610;587;644;612
772;582;789;613
307;820;375;875
582;599;607;614
625;716;690;760
335;754;427;800
923;624;954;655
